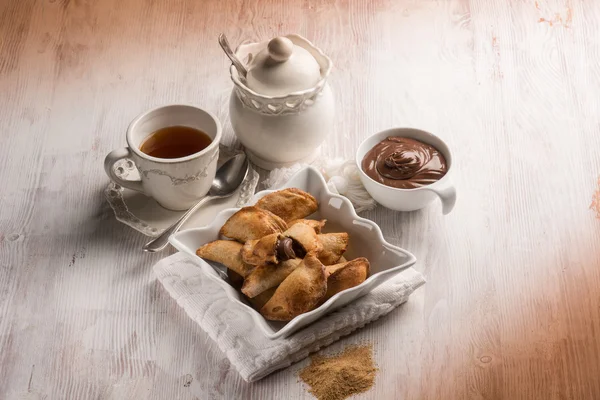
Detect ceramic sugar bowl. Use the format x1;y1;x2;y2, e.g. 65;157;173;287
228;34;334;170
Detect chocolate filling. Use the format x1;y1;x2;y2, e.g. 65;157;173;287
275;237;306;261
292;240;307;259
276;237;296;261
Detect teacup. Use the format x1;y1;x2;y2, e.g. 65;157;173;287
104;104;221;211
356;128;456;214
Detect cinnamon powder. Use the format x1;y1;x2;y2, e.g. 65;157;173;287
299;344;377;400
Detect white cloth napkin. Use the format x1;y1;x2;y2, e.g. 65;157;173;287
154;252;426;382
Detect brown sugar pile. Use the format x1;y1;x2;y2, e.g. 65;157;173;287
299;344;378;400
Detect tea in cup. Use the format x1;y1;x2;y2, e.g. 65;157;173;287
104;105;221;211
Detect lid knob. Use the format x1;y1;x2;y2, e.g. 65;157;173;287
267;37;294;62
245;35;322;96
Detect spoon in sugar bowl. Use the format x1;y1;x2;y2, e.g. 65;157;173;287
218;33;248;79
142;154;249;253
225;34;334;170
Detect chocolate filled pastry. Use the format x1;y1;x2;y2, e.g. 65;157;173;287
220;206;287;242
247;287;277;310
240;235;302;266
241;223;322;266
255;188;318;222
282;222;322;255
240;233;279;265
196;240;254;278
288;219;327;234
241;258;302;298
317;232;349;265
260;253;327;321
321;257;370;303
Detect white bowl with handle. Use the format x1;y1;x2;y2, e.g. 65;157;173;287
356;128;457;214
169;166;417;339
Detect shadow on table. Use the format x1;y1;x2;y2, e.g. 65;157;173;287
76;187;177;272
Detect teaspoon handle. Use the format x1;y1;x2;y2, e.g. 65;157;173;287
143;195;219;253
218;33;248;78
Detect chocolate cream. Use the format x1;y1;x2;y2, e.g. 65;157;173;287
361;136;448;189
276;237;296;261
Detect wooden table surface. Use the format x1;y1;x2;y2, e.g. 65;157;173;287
2;0;600;399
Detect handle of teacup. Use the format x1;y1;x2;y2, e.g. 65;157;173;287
423;182;457;215
104;147;145;193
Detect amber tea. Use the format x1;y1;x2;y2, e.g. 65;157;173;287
139;126;212;159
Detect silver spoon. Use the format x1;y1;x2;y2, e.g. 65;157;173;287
143;154;249;253
218;33;248;78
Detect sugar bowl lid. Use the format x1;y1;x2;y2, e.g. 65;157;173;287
245;36;322;96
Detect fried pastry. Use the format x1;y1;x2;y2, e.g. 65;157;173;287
241;258;302;298
283;222;322;256
255;188;318;222
322;257;370;302
196;240;254;278
247;287;277;310
240;235;298;266
317;232;349;265
240;233;279;265
260;253;327;321
288;219;326;234
219;206;287;242
241;223;323;266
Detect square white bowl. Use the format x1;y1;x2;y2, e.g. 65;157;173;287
169;166;417;339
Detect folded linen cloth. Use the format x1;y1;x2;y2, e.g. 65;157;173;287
154;252;426;382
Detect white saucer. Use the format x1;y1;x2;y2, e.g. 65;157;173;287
104;146;260;237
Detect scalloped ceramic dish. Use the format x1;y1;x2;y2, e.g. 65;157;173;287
169;166;417;339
